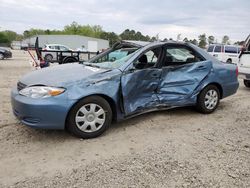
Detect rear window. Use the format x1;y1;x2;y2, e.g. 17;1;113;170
225;46;237;53
207;45;214;52
214;45;222;53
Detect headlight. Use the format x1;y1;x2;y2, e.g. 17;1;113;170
19;86;65;98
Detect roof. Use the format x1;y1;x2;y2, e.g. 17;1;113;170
122;40;150;47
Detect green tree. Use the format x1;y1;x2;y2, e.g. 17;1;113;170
222;35;230;44
190;39;198;45
64;21;80;34
119;29;150;41
183;37;189;42
234;41;245;45
100;32;119;46
150;36;157;42
0;32;10;44
208;35;215;44
198;34;207;48
2;30;18;42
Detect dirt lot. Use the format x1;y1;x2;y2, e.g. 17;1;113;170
0;50;249;188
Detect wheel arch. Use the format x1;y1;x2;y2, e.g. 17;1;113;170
65;94;117;129
62;56;78;64
201;82;223;99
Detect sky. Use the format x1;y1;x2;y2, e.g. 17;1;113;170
0;0;249;42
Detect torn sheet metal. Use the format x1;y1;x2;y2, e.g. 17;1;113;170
158;60;212;106
121;68;161;115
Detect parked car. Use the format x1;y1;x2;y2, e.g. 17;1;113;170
11;41;239;138
0;47;12;60
207;44;241;64
42;44;72;62
238;35;250;87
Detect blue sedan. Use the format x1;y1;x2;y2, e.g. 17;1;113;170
11;41;239;138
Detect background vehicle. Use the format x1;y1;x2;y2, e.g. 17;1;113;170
0;47;12;60
12;41;239;139
34;38;146;65
238;35;250;87
76;45;87;52
42;44;72;62
207;44;241;64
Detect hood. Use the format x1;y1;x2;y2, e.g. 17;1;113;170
20;63;113;87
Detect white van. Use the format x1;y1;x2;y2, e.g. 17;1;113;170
207;44;241;64
238;35;250;88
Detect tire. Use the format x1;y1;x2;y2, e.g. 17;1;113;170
226;59;232;63
196;85;220;114
243;80;250;88
66;96;112;139
44;54;53;62
0;53;4;60
62;57;77;64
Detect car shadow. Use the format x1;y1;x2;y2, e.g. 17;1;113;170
15;103;227;142
109;106;197;131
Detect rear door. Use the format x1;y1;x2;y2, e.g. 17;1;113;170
158;44;212;106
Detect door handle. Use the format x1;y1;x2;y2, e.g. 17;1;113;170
151;73;159;78
196;65;206;70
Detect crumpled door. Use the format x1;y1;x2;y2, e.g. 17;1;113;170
121;68;162;115
158;60;212;105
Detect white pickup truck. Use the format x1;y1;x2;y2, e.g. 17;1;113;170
238;35;250;88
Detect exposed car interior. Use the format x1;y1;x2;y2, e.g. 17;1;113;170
134;47;161;69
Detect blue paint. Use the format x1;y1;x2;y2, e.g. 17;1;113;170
11;41;239;130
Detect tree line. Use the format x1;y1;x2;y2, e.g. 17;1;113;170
0;21;245;48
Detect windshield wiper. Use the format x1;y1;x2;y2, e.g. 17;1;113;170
83;63;101;68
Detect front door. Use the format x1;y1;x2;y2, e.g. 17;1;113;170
121;47;162;115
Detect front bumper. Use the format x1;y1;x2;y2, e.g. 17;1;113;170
11;88;76;130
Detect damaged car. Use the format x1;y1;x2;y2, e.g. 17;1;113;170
11;41;239;138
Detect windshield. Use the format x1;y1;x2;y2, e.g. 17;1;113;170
84;47;139;69
83;50;138;69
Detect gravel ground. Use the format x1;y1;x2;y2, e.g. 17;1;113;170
0;50;249;188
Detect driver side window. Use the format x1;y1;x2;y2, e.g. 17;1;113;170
134;47;161;69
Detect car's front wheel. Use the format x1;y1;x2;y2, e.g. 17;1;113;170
243;80;250;88
66;96;112;139
196;85;220;114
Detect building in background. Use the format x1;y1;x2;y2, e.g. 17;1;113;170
21;35;109;52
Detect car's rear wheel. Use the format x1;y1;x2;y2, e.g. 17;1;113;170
66;96;112;139
0;53;4;60
243;80;250;88
44;54;53;62
196;85;220;114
